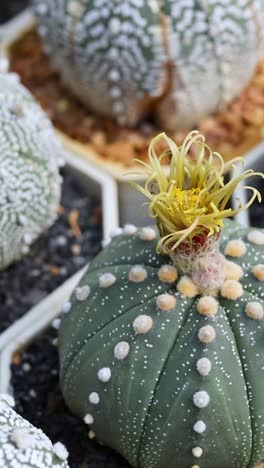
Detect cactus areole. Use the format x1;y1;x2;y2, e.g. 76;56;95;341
0;72;63;270
59;132;264;468
0;394;69;467
33;0;264;129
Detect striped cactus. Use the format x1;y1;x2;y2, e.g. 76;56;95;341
34;0;264;129
59;132;264;467
0;394;69;467
0;72;63;270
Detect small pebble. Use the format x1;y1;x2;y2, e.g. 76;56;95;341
11;429;35;450
53;442;69;461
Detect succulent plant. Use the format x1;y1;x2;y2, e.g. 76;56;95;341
0;72;63;270
59;131;264;468
33;0;264;129
0;394;69;467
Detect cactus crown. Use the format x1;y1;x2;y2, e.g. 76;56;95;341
133;131;263;254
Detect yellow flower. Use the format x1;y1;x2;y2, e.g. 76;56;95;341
132;131;263;255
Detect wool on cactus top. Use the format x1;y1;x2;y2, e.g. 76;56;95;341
34;0;264;129
0;72;63;270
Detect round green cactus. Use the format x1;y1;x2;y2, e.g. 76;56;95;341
59;132;264;467
0;72;63;270
33;0;264;129
0;394;69;467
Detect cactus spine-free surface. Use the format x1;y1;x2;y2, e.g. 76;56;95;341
0;72;63;270
34;0;264;129
59;132;264;468
0;394;69;467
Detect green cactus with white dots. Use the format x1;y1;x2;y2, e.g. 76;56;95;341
0;72;63;270
0;394;69;467
34;0;264;129
59;132;264;467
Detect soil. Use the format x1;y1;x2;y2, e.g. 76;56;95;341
11;326;130;468
0;0;30;24
0;171;102;334
9;28;264;165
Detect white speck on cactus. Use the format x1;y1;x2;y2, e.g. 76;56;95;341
177;276;199;298
123;224;137;235
133;315;153;334
220;280;243;300
156;294;176;312
245;302;264;321
198;325;216;344
193;391;210;409
247;230;264;245
53;442;69;461
193;420;206;434
89;392;100;405
111;227;123;237
224;261;243;281
88;430;96;440
99;273;116;288
128;266;147;283
158;264;178;283
197;296;218;317
1;393;15;407
252;264;264;282
114;341;130;360
97;367;112;383
11;429;35;450
62;301;72;314
224;239;247;257
52;318;61;330
75;285;91;301
139;227;156;241
84;413;94;425
196;358;212;376
192;447;203;458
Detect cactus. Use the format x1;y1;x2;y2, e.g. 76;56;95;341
0;72;63;270
33;0;264;129
0;394;69;467
59;132;264;468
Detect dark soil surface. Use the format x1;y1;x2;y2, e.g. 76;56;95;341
0;0;30;24
0;171;102;334
11;326;130;468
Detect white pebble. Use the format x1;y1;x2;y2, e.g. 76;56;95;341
53;442;69;461
114;341;130;360
193;420;206;434
75;285;90;301
88;430;96;439
196;358;212;376
193;391;210;408
99;273;116;288
133;315;153;334
89;392;100;405
84;413;94;425
139;227;156;241
97;367;112;382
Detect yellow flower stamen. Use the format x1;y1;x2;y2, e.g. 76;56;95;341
131;130;263;255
